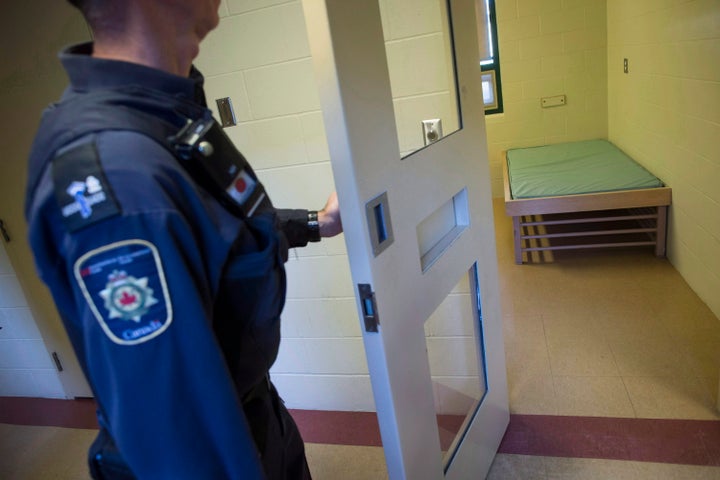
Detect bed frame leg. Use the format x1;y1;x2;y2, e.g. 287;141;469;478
655;206;668;257
513;216;523;264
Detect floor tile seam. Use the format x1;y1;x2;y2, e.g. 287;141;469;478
539;312;554;378
614;374;640;419
538;312;560;415
520;313;553;375
607;346;640;419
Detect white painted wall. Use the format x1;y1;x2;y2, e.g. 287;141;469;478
0;242;65;397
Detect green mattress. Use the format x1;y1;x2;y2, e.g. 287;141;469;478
507;139;664;199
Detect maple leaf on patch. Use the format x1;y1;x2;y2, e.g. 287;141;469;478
119;291;137;306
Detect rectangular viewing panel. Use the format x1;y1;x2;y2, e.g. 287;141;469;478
366;191;394;257
417;188;469;272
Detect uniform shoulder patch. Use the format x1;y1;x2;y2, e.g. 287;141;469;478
52;141;120;232
74;240;172;345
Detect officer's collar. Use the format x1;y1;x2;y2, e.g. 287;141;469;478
60;42;205;104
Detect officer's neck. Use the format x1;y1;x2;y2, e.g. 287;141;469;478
91;21;200;77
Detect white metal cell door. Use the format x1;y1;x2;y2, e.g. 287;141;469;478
302;0;508;478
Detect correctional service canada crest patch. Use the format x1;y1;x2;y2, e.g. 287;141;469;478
74;240;172;345
100;271;158;322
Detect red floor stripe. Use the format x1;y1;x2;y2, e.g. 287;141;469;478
290;409;382;447
3;397;719;466
291;410;464;451
498;414;720;467
0;396;98;429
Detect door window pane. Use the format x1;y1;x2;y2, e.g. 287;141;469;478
379;0;461;158
481;71;498;110
424;264;488;467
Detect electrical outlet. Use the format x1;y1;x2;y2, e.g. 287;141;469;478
624;58;629;74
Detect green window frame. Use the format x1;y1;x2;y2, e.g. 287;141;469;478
480;0;503;115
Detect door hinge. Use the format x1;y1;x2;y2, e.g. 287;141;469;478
358;284;379;333
51;352;64;372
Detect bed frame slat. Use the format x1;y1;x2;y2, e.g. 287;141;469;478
521;227;658;240
521;212;658;226
524;241;657;252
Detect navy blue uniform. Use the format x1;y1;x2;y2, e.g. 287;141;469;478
25;43;313;479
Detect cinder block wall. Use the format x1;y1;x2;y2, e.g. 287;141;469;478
0;242;64;397
485;0;608;195
607;0;720;318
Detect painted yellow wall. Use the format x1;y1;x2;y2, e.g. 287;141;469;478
487;0;608;195
488;0;720;319
607;0;720;318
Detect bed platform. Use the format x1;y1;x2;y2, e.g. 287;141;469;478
503;140;672;264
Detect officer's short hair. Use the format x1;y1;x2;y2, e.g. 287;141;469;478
66;0;118;31
66;0;91;16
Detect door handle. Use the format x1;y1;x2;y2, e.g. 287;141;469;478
365;192;394;257
358;284;379;333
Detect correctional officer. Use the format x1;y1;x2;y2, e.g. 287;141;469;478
24;0;342;478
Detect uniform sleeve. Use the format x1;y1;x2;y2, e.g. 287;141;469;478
40;133;267;479
276;208;313;248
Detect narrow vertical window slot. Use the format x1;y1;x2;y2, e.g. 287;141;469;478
374;203;387;244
